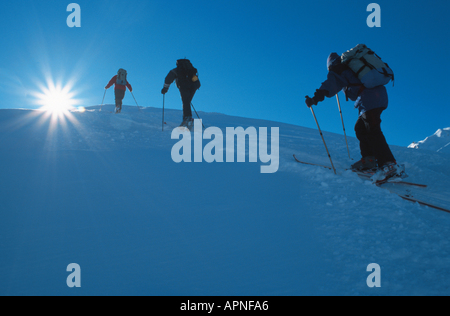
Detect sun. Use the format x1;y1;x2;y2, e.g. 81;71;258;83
37;82;76;113
41;89;72;112
29;76;85;141
30;77;82;131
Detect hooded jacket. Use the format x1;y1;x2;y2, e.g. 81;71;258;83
319;52;388;115
164;68;201;91
105;75;132;92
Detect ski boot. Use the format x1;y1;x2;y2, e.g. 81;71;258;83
179;116;193;130
186;118;194;131
351;156;377;171
371;161;406;183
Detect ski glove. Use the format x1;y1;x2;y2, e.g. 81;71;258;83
305;89;328;107
161;87;168;94
305;96;315;108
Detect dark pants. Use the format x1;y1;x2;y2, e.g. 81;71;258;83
114;89;125;110
179;88;196;118
354;108;395;167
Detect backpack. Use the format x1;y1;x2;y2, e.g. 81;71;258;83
176;59;199;83
341;44;394;89
116;68;128;85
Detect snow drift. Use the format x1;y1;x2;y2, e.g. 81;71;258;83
1;105;450;296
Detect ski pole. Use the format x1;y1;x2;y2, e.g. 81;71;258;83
130;91;141;111
99;89;106;112
310;106;336;174
336;94;351;159
191;102;205;129
162;94;165;131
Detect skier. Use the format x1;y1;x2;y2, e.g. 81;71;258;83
305;52;401;181
161;59;201;129
105;68;132;114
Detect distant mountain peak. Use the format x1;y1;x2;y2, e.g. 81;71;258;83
408;127;450;153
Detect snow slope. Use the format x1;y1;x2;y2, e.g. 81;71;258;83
1;105;450;296
408;127;450;153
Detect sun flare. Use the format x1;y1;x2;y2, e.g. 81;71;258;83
30;76;84;135
32;76;80;115
38;84;76;113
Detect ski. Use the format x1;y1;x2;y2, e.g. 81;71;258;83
353;170;427;187
293;155;334;170
293;155;450;213
177;126;191;132
386;190;450;214
293;155;427;187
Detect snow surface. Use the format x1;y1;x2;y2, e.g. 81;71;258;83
408;127;450;153
1;105;450;296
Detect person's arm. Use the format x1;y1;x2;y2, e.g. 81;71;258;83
105;75;117;89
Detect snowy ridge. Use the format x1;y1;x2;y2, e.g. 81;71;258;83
408;127;450;153
1;105;450;295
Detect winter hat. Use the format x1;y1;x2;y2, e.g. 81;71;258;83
327;52;341;70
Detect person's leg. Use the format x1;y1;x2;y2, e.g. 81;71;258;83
114;89;125;113
354;115;374;159
359;108;395;167
180;88;196;119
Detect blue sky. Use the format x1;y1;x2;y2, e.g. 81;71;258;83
1;0;449;146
